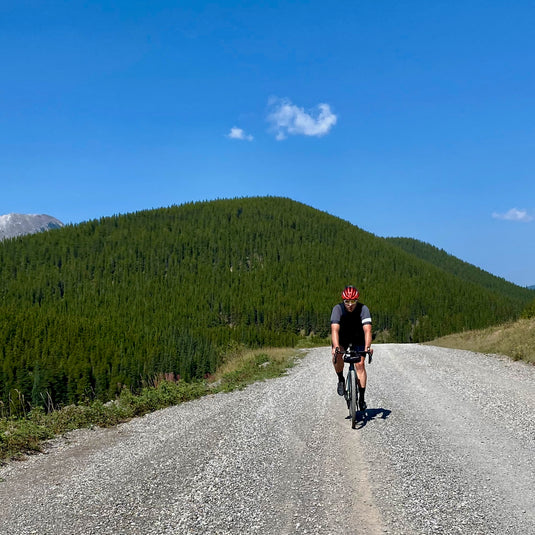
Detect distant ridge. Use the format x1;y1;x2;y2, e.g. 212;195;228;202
0;213;64;240
385;237;531;300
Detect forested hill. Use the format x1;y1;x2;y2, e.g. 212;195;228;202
385;237;534;300
1;197;532;408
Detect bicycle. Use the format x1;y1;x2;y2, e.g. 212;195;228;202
334;345;372;429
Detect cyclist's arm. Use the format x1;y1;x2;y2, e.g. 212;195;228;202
331;322;341;358
363;323;373;355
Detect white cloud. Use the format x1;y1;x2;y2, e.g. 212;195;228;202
492;208;534;222
267;97;337;140
227;127;253;141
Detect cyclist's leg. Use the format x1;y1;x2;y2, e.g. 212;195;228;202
356;359;367;410
355;359;367;389
333;344;345;374
333;345;346;395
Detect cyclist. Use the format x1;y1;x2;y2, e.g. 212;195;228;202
330;285;373;411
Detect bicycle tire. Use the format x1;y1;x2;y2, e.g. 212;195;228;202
348;369;357;428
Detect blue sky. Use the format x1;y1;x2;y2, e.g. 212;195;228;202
1;1;534;287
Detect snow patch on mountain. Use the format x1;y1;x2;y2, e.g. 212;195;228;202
0;213;64;240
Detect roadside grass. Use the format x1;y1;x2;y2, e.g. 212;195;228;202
425;317;535;365
0;347;303;464
209;346;305;391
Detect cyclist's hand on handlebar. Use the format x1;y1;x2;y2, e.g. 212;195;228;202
332;346;340;364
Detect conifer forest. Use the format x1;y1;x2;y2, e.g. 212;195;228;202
1;197;533;409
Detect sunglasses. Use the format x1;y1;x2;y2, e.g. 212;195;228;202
343;299;357;305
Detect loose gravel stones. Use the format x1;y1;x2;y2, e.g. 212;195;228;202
1;345;533;534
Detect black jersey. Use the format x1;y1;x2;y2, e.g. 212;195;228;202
330;302;372;349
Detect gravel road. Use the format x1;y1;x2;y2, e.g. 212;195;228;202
1;345;534;534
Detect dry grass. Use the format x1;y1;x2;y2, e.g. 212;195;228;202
208;347;302;391
425;317;535;364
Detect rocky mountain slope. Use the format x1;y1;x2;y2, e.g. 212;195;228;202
0;213;64;240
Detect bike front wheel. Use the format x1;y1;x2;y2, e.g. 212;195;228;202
347;369;357;428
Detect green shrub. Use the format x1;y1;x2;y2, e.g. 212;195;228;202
0;416;53;460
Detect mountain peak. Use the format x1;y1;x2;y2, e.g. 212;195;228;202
0;213;64;240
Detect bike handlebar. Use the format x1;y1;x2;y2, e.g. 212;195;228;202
333;346;373;364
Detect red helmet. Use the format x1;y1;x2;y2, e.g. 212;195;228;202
341;286;360;300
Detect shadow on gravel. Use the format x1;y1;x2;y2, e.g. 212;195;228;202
346;408;391;430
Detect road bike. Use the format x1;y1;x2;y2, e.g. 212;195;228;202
334;345;372;429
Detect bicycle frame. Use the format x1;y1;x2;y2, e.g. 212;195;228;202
335;345;370;429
